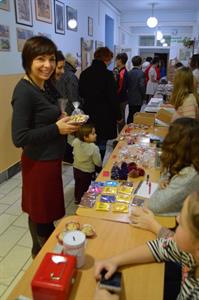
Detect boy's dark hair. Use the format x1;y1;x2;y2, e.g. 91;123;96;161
132;55;142;66
146;56;153;63
22;36;57;75
56;50;65;62
116;52;128;64
76;123;95;142
152;56;159;65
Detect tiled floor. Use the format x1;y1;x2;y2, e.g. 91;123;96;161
0;141;113;299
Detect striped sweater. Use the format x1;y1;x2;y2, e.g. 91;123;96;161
147;238;199;299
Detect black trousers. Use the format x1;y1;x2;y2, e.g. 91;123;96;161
73;167;95;203
163;262;182;300
127;105;142;124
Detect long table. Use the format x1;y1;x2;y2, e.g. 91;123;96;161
7;215;164;300
77;126;176;228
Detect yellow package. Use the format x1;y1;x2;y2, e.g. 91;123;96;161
102;186;118;195
116;193;132;203
112;202;129;213
118;185;134;195
95;202;111;211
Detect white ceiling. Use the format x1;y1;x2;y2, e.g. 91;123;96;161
107;0;199;13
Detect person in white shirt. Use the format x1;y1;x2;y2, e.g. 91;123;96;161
72;124;102;204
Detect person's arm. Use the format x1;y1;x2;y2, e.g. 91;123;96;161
130;207;175;238
92;145;102;167
95;244;155;280
107;72;122;122
148;168;197;214
12;88;78;148
139;72;146;99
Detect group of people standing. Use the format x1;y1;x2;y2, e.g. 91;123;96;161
11;35;199;299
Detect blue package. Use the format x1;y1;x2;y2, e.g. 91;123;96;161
100;194;116;203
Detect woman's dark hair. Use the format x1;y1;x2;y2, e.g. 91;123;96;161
160;117;199;177
132;55;142;66
75;123;95;142
22;36;57;75
116;53;128;64
190;54;199;70
94;47;113;62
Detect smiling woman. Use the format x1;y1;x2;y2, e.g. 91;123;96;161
11;36;80;258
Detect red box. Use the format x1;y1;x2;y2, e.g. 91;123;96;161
31;252;77;300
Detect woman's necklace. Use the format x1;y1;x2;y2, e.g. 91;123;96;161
23;75;45;91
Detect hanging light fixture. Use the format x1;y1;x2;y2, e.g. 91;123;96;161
147;3;158;28
68;18;77;30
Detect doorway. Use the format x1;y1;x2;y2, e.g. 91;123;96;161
105;14;114;70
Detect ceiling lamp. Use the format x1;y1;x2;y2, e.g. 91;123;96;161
156;30;163;41
147;3;158;28
163;43;168;47
160;38;165;44
68;19;77;29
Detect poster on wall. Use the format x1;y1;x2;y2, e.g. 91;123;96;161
179;48;192;62
88;17;93;37
0;0;10;11
16;27;33;52
35;0;52;23
81;38;94;71
0;24;10;51
14;0;33;27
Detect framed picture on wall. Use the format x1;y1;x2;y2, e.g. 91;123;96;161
0;0;10;11
88;17;93;37
16;27;33;52
0;24;10;51
66;6;78;31
54;0;65;35
14;0;33;27
35;0;52;23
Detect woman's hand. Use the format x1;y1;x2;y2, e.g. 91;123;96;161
129;207;162;235
56;116;80;135
94;259;118;281
94;286;119;300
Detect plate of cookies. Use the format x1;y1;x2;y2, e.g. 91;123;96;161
68;114;89;125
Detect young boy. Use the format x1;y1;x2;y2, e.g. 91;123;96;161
72;124;102;204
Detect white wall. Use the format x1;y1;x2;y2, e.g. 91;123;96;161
0;0;121;75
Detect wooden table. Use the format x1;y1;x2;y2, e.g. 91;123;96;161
77;126;176;228
7;215;164;300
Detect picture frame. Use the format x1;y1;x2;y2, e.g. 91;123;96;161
0;24;10;51
0;0;10;11
14;0;33;27
66;5;78;32
16;27;33;52
88;16;93;37
54;0;65;35
35;0;52;24
81;37;94;71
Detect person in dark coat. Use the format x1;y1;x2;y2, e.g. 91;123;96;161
127;56;146;123
113;52;128;132
56;53;82;115
79;47;122;160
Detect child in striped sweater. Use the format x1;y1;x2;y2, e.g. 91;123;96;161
95;191;199;299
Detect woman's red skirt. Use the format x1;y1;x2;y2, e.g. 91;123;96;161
21;153;65;223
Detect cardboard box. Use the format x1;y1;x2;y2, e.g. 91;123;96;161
155;108;174;125
133;112;155;126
